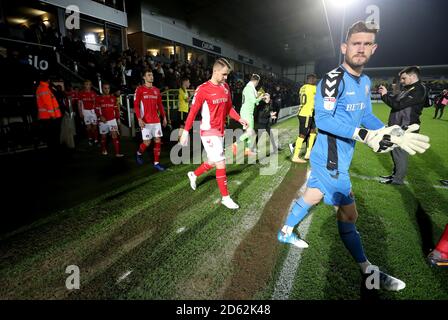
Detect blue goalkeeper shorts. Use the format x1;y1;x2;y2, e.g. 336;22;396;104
307;166;354;206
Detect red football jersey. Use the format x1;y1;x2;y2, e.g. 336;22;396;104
96;95;119;121
78;90;97;110
184;81;240;136
133;85;166;124
65;90;78;104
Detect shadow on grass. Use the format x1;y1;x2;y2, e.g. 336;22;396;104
322;193;388;300
376;151;445;253
67;163;260;299
377;152;448;297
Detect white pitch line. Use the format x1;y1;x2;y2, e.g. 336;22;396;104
176;227;186;234
117;270;133;283
350;173;448;190
272;169;311;300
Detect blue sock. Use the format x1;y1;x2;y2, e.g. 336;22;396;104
337;221;367;263
285;197;312;227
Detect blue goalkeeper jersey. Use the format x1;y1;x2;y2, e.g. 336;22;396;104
310;66;384;175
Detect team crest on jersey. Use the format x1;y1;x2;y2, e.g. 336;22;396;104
206;139;213;147
323;97;336;111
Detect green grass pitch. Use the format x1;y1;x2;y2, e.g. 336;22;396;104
0;103;447;299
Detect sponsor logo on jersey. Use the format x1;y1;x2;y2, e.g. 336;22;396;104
212;98;228;105
346;102;366;112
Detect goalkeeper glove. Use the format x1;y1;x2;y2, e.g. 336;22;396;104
388;124;430;155
353;126;396;153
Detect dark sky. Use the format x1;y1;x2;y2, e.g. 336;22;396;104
318;0;448;72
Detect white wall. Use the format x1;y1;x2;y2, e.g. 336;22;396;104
140;5;281;74
41;0;128;27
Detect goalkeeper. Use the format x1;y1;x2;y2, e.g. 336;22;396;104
276;21;430;292
232;74;267;157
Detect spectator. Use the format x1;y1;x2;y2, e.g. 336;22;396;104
271;85;282;124
433;89;448;119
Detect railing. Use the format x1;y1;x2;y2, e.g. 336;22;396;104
117;89;195;137
0;37;56;50
56;52;102;92
114;89;239;137
160;89;195;123
1;88;246;154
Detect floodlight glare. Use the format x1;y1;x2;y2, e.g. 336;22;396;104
330;0;355;8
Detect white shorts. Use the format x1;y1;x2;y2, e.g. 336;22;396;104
99;119;119;135
141;123;163;140
201;136;225;163
82;109;97;125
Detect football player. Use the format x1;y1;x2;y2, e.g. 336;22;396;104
427;224;448;268
134;70;168;171
95;83;123;157
277;21;430;291
180;58;248;209
290;73;318;163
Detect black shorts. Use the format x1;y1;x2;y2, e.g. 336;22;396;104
172;110;189;128
298;115;315;136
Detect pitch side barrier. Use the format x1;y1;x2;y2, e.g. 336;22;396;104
120;90;302;137
119;89;195;137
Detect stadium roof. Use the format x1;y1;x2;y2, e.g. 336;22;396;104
142;0;335;66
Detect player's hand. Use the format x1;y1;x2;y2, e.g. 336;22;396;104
138;118;145;129
100;116;106;123
179;130;189;147
239;118;249;129
389;124;430;155
353;126;396;153
378;85;388;96
162;117;167;128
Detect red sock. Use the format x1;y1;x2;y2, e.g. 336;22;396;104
216;168;229;197
92;127;99;141
194;162;213;177
435;224;448;256
112;137;120;155
87;128;93;140
101;135;107;152
153;142;161;163
138;142;148;154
